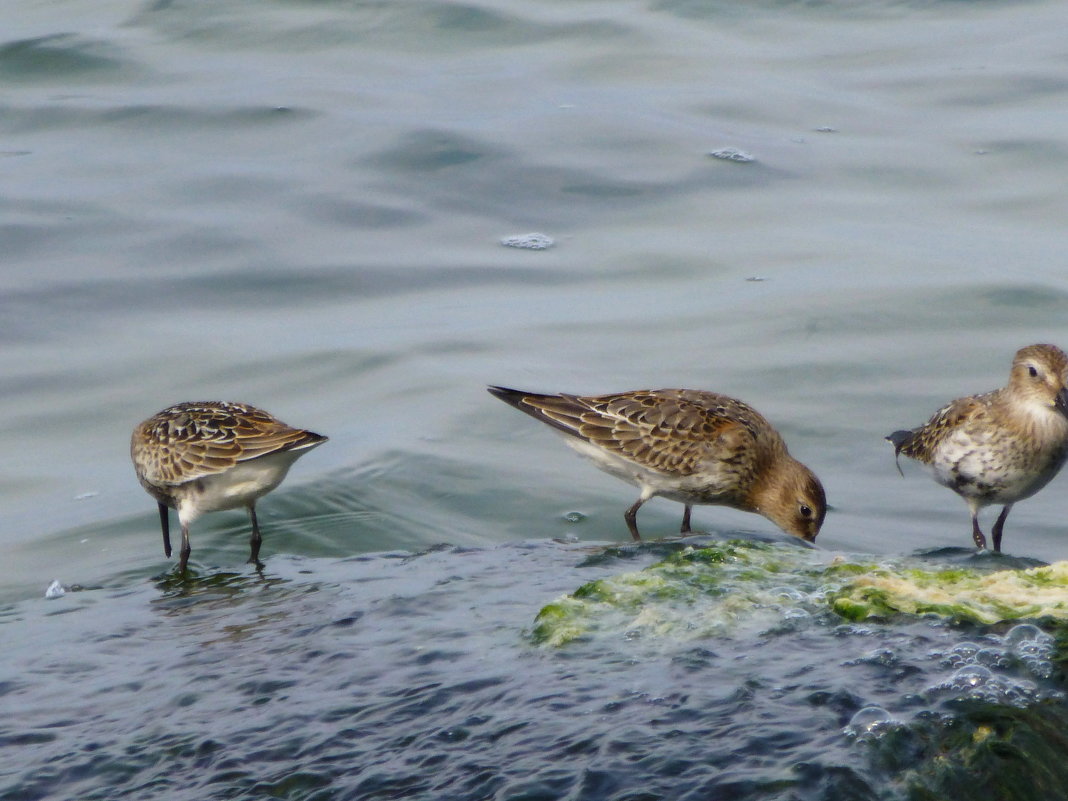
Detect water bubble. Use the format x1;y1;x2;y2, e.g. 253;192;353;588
563;511;586;524
940;641;982;668
1004;624;1055;679
768;586;805;602
845;706;898;738
974;648;1010;670
1025;660;1055;680
864;648;898;667
707;147;754;163
45;580;65;600
834;623;875;637
952;664;992;688
500;232;554;250
1005;623;1051;652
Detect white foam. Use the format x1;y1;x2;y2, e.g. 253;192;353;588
707;147;754;163
500;233;554;250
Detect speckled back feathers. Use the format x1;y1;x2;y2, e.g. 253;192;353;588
501;388;777;481
131;401;327;490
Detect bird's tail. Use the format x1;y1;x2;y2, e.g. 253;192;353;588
884;429;914;478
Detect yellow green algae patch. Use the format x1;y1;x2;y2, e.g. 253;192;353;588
531;541;844;647
532;541;1068;647
831;562;1068;624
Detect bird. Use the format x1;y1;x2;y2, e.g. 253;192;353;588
886;344;1068;552
487;386;826;542
131;401;327;572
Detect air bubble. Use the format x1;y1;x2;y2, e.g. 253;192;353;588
1005;623;1051;651
952;664;992;688
940;641;982;668
845;706;899;738
974;648;1010;670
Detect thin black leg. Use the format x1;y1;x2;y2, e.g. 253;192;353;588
624;499;644;541
971;514;987;550
991;504;1012;553
158;503;171;557
680;505;692;534
248;505;264;567
178;523;191;573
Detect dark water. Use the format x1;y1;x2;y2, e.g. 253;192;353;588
6;537;1068;801
7;0;1068;798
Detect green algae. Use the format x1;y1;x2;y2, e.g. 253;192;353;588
864;701;1068;800
531;541;828;647
832;562;1068;625
532;541;1068;646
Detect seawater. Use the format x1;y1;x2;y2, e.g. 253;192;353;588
7;537;1068;800
6;0;1068;798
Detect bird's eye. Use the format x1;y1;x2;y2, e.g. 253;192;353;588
799;504;812;518
1029;365;1039;378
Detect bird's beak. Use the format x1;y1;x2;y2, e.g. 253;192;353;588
1056;387;1068;418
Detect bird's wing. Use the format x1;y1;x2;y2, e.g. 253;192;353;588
133;402;324;486
496;387;763;478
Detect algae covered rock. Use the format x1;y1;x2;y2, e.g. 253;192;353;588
831;562;1068;625
531;540;839;646
532;540;1068;647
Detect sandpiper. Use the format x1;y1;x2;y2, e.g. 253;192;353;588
488;386;826;542
131;401;327;572
887;344;1068;552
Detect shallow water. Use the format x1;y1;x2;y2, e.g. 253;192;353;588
6;0;1068;798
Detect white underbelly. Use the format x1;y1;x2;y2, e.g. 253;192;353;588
563;438;713;501
177;449;311;521
932;429;1063;503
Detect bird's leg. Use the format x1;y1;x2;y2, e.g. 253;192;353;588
624;499;644;541
178;523;192;573
680;505;693;534
991;504;1013;553
971;514;987;550
158;503;171;558
248;505;264;567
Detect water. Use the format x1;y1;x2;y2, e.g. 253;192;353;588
7;538;1068;800
5;0;1068;797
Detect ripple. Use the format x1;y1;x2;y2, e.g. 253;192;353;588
0;34;133;81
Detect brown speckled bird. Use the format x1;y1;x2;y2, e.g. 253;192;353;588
131;401;327;572
488;386;826;542
887;344;1068;552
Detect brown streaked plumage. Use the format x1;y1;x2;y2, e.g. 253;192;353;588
131;401;327;572
887;344;1068;552
488;386;826;542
